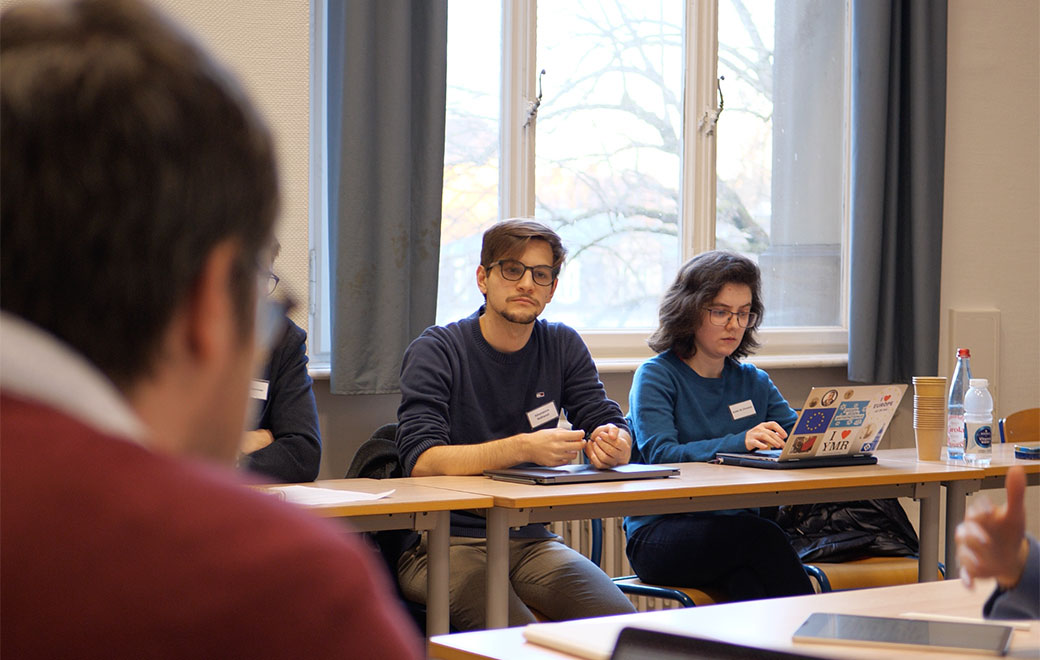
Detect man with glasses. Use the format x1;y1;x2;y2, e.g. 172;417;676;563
0;1;419;657
396;218;637;630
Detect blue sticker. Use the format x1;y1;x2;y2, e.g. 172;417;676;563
830;401;869;428
793;408;837;436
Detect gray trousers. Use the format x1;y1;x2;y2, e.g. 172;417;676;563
397;535;636;631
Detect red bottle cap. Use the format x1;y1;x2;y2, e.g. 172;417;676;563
957;348;971;358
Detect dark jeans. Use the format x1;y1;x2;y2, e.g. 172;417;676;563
626;512;814;602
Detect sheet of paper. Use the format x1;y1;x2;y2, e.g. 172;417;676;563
265;485;395;506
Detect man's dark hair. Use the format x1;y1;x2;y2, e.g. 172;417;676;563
1;0;279;389
480;219;567;277
647;250;764;360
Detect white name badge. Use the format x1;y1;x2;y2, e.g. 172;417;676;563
729;399;756;420
526;400;559;429
250;379;270;401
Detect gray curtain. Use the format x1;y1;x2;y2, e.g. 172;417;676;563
848;0;948;383
327;0;447;395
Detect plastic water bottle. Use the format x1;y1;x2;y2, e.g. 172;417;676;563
946;348;972;460
963;378;993;467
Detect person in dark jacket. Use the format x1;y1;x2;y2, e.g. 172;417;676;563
239;317;322;483
239;242;322;483
957;466;1038;619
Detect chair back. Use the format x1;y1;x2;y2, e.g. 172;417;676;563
346;423;402;479
999;408;1040;444
344;423;420;581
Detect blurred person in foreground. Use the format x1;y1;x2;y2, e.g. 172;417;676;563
956;466;1038;619
0;1;420;657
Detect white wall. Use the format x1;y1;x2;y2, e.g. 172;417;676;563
940;0;1040;539
149;0;313;328
940;0;1040;418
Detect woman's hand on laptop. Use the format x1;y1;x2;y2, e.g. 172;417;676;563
586;423;632;468
744;422;788;451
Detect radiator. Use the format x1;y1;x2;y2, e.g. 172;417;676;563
550;517;684;612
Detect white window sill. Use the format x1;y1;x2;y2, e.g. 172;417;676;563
593;353;849;374
307;352;849;381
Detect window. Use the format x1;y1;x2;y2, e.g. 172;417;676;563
312;0;851;365
436;0;850;362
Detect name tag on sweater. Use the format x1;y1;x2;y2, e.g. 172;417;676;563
527;401;559;429
729;399;755;420
250;379;269;401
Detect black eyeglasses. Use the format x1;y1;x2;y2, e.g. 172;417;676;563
490;259;556;286
704;308;758;328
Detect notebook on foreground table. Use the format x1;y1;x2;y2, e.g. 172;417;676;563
715;384;907;469
485;463;679;485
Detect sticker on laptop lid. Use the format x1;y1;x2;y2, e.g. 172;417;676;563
790;435;818;454
818;429;855;456
793;407;836;436
831;401;869;427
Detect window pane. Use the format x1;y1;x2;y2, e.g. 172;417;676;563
437;0;501;325
535;1;683;330
717;0;846;327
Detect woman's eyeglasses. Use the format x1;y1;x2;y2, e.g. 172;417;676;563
704;308;758;328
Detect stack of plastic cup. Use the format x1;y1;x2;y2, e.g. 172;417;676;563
912;376;947;460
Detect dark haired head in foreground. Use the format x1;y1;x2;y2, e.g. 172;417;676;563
0;1;420;657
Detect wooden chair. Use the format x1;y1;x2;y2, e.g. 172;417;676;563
999;407;1040;444
802;556;944;593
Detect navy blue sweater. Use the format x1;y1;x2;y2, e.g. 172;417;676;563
241;319;322;484
397;307;628;537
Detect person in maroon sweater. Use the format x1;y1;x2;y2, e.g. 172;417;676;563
0;1;420;658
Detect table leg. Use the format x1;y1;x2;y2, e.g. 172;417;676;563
486;507;510;629
426;511;450;636
918;483;940;582
944;481;971;580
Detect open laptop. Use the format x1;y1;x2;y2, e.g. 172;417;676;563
485;463;679;485
715;384;907;469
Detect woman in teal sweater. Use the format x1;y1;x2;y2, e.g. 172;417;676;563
625;251;813;601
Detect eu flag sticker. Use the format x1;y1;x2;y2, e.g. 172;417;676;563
793;407;837;435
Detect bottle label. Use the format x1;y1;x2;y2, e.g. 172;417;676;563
974;425;992;449
947;414;965;447
964;422;992;450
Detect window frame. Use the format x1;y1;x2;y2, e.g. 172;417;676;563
308;0;851;373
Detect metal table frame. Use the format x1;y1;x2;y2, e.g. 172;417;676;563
485;480;943;629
